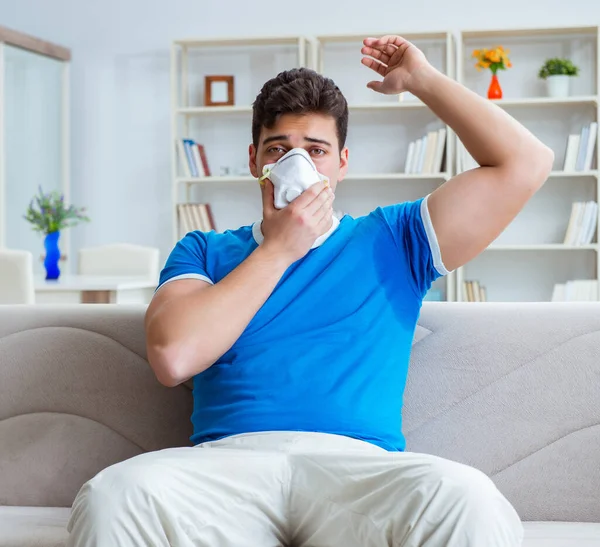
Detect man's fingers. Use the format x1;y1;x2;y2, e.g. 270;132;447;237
361;57;387;77
368;80;391;94
361;46;390;65
303;186;332;218
364;35;404;49
312;189;334;219
261;179;276;216
292;180;329;210
317;203;334;230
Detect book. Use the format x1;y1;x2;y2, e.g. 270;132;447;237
404;141;415;174
576;201;593;245
432;128;447;173
176;140;191;178
563;134;580;171
182;139;199;177
197;144;212;176
563;202;579;245
575;125;589;171
191;145;204;178
472;280;481;302
412;138;423;174
563;201;598;245
176;203;217;237
416;136;428;173
205;204;216;230
551;280;598;301
463;279;487;302
582;201;598;245
583;122;598;172
422;131;438;173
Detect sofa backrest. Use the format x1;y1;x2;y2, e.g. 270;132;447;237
0;303;598;523
405;302;600;523
0;305;193;508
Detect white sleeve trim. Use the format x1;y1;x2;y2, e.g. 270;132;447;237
156;273;214;292
420;195;450;276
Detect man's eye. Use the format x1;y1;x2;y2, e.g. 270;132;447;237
267;147;285;154
311;148;325;156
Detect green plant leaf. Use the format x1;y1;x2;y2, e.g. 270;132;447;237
23;187;90;235
538;57;580;79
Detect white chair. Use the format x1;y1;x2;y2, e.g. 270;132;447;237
0;249;35;304
77;243;160;280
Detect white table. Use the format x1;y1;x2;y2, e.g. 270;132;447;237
34;275;158;305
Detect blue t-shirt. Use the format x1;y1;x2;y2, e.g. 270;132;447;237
157;197;448;451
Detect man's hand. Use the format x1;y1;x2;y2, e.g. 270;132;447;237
260;179;334;264
361;35;431;95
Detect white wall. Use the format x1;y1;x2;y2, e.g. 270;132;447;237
0;0;597;264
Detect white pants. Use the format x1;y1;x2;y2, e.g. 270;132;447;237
67;431;523;547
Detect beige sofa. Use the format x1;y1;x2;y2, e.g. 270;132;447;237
0;303;599;546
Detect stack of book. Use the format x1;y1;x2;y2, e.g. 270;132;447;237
177;203;216;237
176;139;212;178
563;201;598;245
462;280;487;302
404;128;446;174
551;280;598;301
563;122;598;172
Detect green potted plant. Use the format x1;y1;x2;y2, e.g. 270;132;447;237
23;187;90;280
538;58;579;98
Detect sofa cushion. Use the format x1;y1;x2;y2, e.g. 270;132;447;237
0;506;69;547
523;521;600;546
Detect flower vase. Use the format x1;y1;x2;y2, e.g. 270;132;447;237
487;74;503;100
44;231;61;280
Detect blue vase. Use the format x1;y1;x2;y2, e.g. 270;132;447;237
44;231;61;280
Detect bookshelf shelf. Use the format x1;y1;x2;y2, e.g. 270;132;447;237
177;176;255;185
460;25;598;40
348;101;428;111
492;95;598;107
549;170;599;178
176;173;450;186
177;106;253;116
174;36;303;47
345;173;449;181
177;101;440;116
487;244;598;251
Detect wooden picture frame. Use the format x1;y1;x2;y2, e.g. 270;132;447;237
204;75;234;107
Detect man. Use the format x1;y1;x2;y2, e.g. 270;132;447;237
67;35;553;546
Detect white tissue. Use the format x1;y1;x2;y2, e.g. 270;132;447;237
260;148;329;209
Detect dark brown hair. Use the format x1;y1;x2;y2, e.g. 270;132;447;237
252;68;348;150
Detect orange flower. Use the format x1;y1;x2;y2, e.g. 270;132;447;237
473;45;512;72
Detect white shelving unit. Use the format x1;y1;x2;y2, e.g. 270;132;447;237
456;25;600;302
170;26;600;303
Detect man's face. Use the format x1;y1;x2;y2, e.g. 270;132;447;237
249;113;349;195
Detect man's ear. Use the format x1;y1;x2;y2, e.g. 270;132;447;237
249;144;259;178
338;147;349;182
